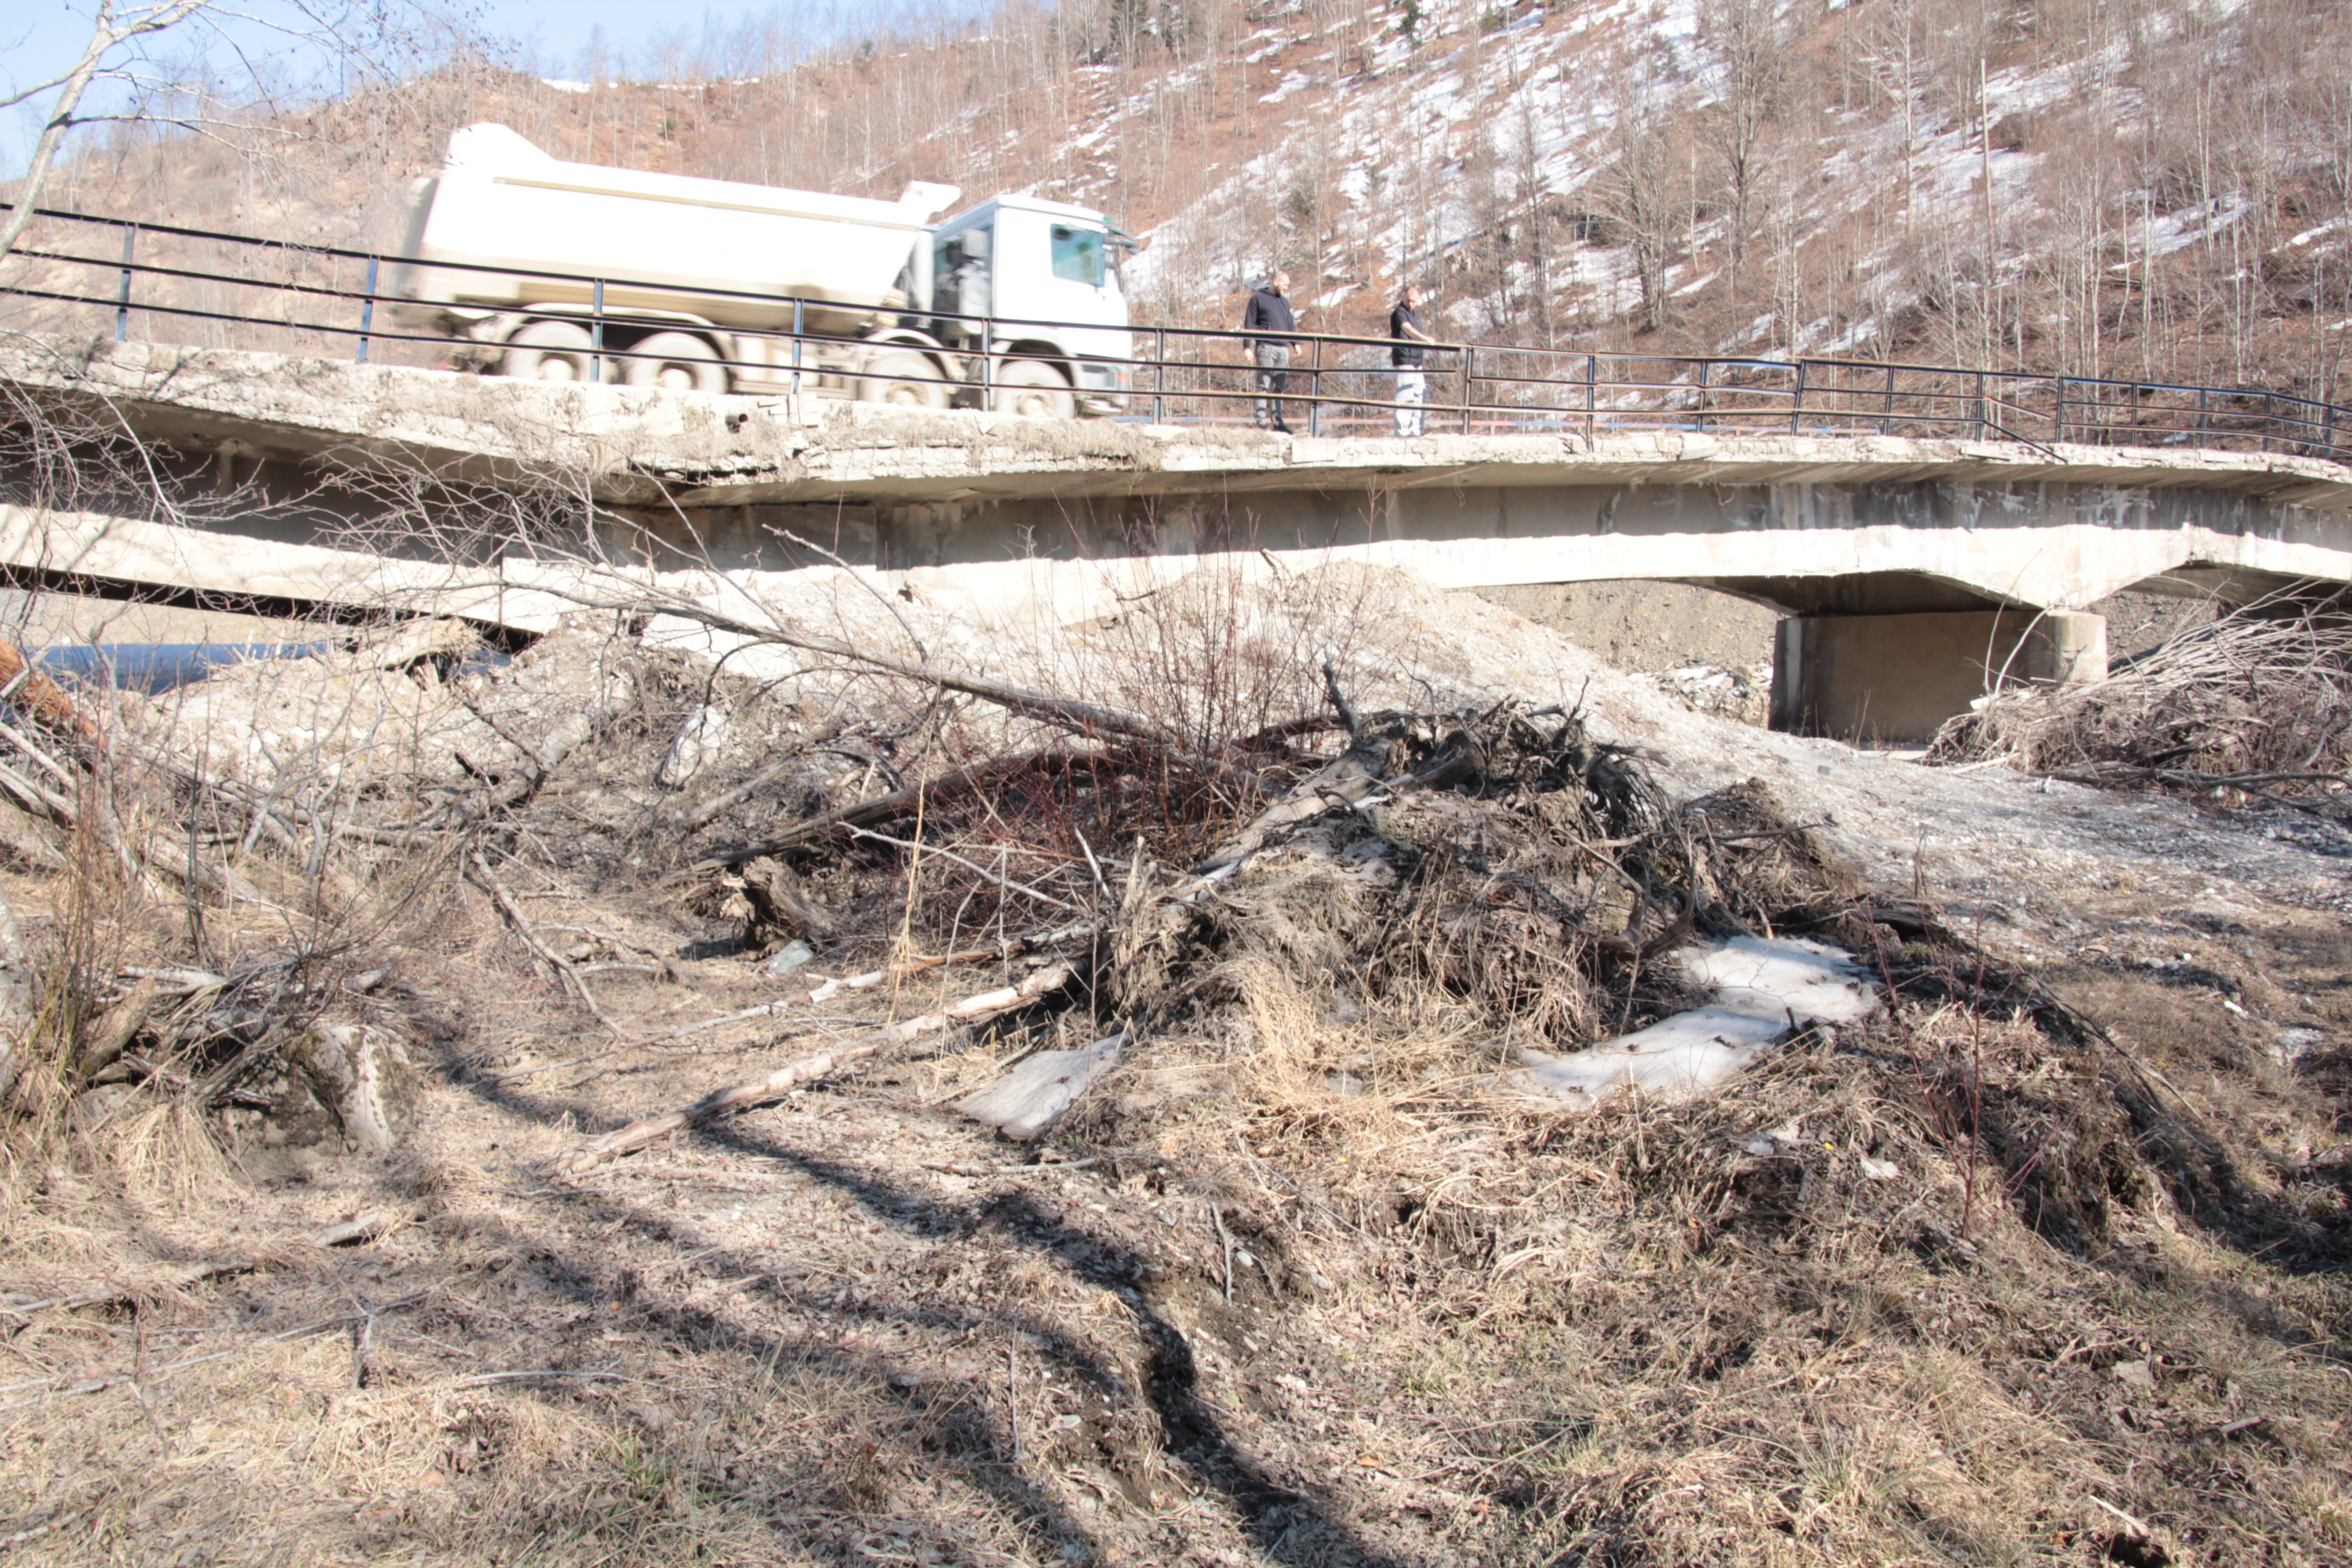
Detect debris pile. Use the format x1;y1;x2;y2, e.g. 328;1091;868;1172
1929;600;2352;815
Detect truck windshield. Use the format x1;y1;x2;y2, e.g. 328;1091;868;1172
1051;225;1106;287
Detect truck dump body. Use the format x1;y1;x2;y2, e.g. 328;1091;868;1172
391;125;959;336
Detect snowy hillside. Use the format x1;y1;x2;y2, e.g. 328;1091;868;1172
25;0;2351;403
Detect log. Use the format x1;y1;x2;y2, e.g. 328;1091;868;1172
73;976;159;1079
0;638;102;747
545;961;1076;1176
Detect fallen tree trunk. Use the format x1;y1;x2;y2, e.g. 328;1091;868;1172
544;960;1077;1176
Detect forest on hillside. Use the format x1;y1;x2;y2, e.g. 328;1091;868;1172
17;0;2352;404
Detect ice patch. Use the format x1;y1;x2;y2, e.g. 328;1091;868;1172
1507;936;1878;1109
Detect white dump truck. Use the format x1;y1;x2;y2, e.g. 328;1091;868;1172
389;124;1134;416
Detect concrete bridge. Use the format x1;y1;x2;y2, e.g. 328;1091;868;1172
6;338;2351;740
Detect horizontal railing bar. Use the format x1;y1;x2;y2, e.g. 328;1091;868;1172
3;195;2345;461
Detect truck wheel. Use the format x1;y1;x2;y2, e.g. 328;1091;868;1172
502;320;597;382
992;359;1075;419
625;331;728;394
856;351;947;409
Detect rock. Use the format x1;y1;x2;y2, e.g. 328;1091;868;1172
276;1024;422;1154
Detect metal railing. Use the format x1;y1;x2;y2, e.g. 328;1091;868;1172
3;201;2347;467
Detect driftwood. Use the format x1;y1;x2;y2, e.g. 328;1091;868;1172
546;960;1076;1176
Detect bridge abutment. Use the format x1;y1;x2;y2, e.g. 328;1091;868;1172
1769;610;2107;742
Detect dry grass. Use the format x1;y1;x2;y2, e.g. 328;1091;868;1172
1929;600;2352;812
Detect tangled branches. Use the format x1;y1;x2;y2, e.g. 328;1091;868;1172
1927;599;2352;813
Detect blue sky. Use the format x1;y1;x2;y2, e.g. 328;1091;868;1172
3;1;986;169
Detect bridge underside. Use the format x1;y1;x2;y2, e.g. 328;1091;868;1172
5;340;2350;743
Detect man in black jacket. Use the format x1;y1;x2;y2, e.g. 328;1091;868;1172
1242;270;1298;431
1390;283;1437;437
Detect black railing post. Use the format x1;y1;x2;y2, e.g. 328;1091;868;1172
1460;346;1475;434
590;277;606;384
1308;332;1323;438
2053;376;2065;444
790;297;804;397
1695;359;1710;433
1152;327;1165;424
1880;361;1895;434
116;223;137;342
1791;359;1806;436
980;317;994;408
355;255;378;364
1973;370;1986;440
1584;353;1597;444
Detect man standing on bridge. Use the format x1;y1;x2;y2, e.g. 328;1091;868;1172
1243;270;1299;433
1390;282;1437;438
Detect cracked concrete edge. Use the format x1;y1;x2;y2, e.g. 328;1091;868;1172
5;335;2347;508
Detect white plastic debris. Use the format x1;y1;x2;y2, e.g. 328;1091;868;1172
1507;936;1878;1110
762;940;815;977
1859;1156;1901;1180
954;1031;1127;1140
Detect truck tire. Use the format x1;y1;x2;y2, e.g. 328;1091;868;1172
992;359;1076;419
502;319;598;382
624;331;728;394
855;350;948;409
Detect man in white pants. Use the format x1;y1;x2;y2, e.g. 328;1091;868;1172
1390;283;1437;437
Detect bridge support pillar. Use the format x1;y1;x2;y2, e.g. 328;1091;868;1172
1770;610;2106;742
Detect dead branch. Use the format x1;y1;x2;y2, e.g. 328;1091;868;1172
468;847;621;1037
687;746;1100;873
846;826;1084;913
613;595;1170;747
546;961;1077;1176
802;923;1096;1004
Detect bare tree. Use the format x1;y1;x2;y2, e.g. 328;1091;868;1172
1;0;469;265
1590;56;1686;336
1695;0;1784;299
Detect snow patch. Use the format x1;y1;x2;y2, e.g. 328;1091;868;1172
1506;936;1878;1109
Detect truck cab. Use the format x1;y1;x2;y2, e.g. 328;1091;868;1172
926;195;1134;416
